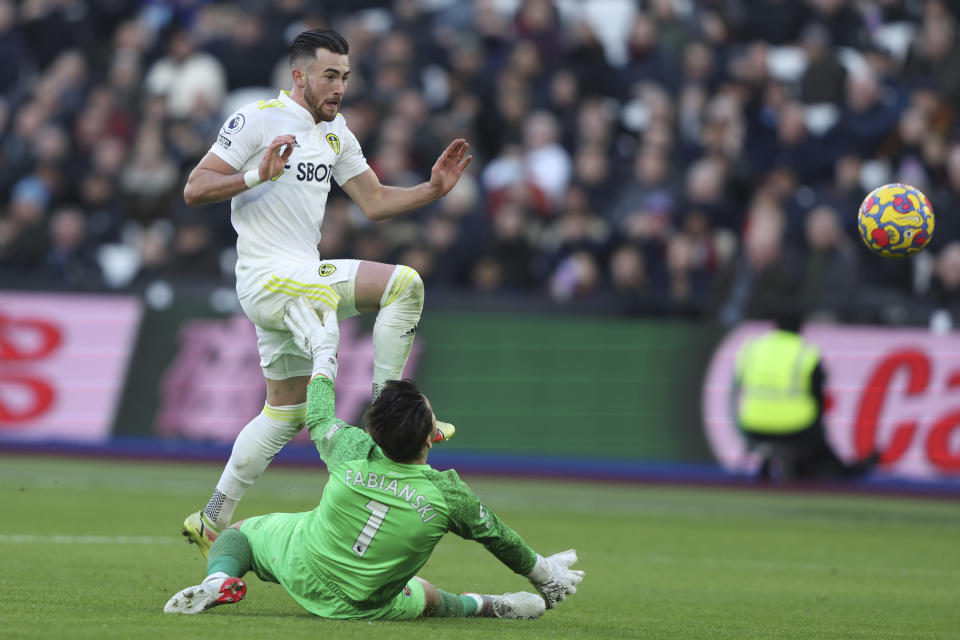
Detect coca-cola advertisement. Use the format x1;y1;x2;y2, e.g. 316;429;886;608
703;323;960;480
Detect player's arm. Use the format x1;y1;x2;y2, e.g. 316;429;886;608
339;139;471;222
282;296;371;465
182;135;296;205
442;475;584;608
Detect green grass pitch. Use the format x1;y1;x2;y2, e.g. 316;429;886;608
1;455;958;639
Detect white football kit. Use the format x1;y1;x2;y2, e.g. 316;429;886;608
209;90;370;378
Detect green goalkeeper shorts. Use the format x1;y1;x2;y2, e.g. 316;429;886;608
239;513;425;620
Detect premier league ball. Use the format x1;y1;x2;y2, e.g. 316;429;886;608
857;183;935;258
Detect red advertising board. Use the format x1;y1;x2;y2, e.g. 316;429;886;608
0;292;141;442
703;323;960;480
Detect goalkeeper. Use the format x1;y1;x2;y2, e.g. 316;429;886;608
164;297;584;620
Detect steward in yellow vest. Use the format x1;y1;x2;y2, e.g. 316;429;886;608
736;330;822;437
733;319;878;482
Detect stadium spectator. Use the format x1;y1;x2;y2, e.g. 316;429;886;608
144;27;227;119
0;176;51;272
798;23;846;104
714;195;802;327
799;204;859;320
164;298;584;620
608;144;677;231
832;70;905;157
664;228;716;309
0;0;27;97
0;0;956;324
817;153;865;238
608;242;649;300
207;9;287;91
925;241;960;329
621;12;679;95
771;101;833;185
901;13;960;107
120;125;179;223
45;205;101;285
806;0;866;49
472;200;539;291
682;156;737;232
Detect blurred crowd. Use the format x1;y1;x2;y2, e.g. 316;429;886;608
1;0;960;327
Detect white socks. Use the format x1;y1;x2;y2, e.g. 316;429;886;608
372;265;423;393
203;572;229;585
205;402;306;528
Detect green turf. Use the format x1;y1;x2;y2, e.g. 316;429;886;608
1;456;957;639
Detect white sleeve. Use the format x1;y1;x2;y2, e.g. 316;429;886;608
331;123;370;186
208;105;262;171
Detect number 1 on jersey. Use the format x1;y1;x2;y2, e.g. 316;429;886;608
353;499;389;557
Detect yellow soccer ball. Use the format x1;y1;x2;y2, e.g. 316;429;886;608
857;183;935;258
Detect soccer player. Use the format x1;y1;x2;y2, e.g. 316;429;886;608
163;297;584;620
179;28;470;553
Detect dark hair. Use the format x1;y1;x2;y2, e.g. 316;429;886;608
289;29;349;66
750;294;804;333
364;379;434;463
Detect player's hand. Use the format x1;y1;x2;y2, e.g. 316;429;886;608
526;549;584;609
283;296;339;360
259;134;296;182
428;139;472;197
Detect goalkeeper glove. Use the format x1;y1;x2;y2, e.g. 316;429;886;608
283;296;339;381
525;549;584;608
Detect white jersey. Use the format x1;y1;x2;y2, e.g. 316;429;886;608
209;90;369;298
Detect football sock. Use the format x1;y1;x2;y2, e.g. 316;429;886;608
432;590;482;617
204;402;306;528
203;571;230;584
372;265;423;396
206;528;252;578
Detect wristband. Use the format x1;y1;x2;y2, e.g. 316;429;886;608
243;169;263;188
525;554;549;582
311;350;339;382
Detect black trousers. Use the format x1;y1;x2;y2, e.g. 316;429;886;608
742;423;877;481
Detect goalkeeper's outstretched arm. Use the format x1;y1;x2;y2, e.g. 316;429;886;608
444;480;585;608
281;297;350;454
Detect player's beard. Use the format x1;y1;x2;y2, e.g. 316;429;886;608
304;79;337;123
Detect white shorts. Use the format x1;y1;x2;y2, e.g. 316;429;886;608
237;259;361;380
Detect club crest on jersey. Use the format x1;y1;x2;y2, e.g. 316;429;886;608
318;263;337;276
223;113;245;134
326;133;341;155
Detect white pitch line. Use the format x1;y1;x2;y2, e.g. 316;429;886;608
647;553;958;577
0;534;178;545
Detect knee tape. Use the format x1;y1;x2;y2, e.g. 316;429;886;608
380;265;424;320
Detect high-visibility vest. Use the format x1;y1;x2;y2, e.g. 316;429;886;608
735;330;820;435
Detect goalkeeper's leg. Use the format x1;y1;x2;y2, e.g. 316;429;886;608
418;579;546;619
164;527;252;614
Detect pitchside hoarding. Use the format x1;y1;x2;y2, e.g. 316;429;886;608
702;323;960;480
2;291;958;483
0;292;141;441
151;313;419;444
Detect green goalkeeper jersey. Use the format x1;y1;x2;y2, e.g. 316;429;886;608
299;376;537;609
